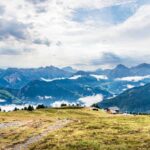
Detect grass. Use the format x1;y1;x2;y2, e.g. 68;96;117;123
0;89;21;104
0;108;150;150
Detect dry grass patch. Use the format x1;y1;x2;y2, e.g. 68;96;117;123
0;108;150;150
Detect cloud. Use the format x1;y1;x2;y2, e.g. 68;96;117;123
69;75;82;80
0;99;5;102
116;75;150;82
90;74;108;80
90;52;149;68
91;52;122;66
0;19;29;40
27;0;48;5
0;48;21;55
0;5;5;14
33;38;51;46
78;94;103;107
127;84;134;89
114;4;150;40
0;47;33;55
56;41;62;47
51;100;76;107
0;0;149;69
27;0;48;13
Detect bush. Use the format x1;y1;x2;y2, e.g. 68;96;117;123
91;103;100;108
61;103;67;107
14;107;19;111
36;104;46;109
27;105;34;111
76;103;80;107
24;107;28;110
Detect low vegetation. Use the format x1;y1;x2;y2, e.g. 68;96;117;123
0;108;150;150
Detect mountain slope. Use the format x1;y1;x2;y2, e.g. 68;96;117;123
18;76;112;105
0;88;21;105
99;83;150;113
131;63;150;76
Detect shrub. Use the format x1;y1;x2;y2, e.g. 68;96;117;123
76;103;80;107
24;107;28;110
61;103;67;107
36;104;46;109
14;107;19;111
92;103;100;108
27;105;34;111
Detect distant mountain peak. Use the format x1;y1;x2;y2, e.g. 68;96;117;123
63;66;73;70
73;71;91;76
62;66;77;73
115;64;128;70
135;63;150;68
45;66;58;69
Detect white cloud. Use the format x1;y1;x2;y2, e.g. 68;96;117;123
140;83;145;86
78;94;103;106
40;75;82;82
0;99;5;102
51;100;75;107
116;75;150;82
41;77;66;82
0;0;149;69
69;75;82;80
90;74;108;80
37;96;52;100
127;84;134;89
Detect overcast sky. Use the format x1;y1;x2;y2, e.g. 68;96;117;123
0;0;150;70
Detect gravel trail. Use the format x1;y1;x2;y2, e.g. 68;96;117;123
0;121;26;129
7;119;72;150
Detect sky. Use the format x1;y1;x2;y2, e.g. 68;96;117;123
0;0;150;70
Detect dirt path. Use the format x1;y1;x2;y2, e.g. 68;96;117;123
0;121;26;129
8;119;72;150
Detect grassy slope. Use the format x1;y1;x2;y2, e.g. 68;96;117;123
0;89;21;104
0;108;150;150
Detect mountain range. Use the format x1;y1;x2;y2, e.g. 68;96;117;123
1;63;150;113
0;66;72;88
95;63;150;78
1;63;150;89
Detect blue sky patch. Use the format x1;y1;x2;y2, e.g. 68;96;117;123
72;1;148;25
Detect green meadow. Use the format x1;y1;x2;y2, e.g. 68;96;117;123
0;108;150;150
